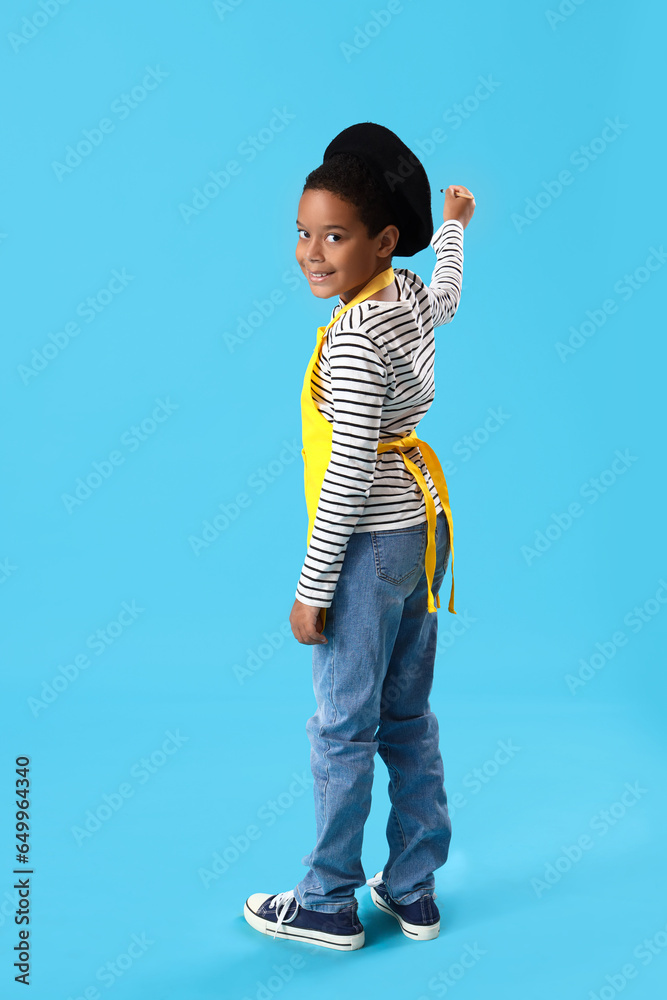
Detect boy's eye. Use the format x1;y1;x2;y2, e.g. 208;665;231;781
296;229;341;243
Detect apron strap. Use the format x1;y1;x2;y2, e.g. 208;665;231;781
377;433;456;615
321;267;396;337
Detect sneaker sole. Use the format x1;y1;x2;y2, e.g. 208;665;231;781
243;899;365;951
369;887;440;941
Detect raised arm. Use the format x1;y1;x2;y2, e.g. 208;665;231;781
426;184;475;327
426;219;464;327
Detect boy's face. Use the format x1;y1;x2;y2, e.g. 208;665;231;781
295;188;398;304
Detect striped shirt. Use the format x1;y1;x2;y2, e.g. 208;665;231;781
295;218;464;609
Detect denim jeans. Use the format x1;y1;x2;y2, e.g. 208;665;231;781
294;509;452;913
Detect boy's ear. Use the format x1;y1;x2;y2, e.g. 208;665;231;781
382;224;400;256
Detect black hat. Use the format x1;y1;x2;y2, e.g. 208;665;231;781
322;122;433;257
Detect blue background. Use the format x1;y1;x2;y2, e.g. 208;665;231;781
2;1;666;997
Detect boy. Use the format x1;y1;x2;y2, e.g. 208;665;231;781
244;123;474;950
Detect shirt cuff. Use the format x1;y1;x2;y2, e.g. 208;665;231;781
295;590;331;609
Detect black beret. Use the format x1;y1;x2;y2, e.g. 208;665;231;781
322;121;433;257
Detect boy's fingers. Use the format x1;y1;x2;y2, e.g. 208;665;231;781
440;185;474;198
288;602;329;644
305;626;326;644
294;622;327;644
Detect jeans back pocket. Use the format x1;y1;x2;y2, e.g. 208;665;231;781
371;523;427;585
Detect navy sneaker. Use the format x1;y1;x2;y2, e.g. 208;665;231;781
244;889;365;951
366;871;440;940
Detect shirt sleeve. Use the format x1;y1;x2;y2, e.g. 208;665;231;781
426;219;464;327
295;321;389;608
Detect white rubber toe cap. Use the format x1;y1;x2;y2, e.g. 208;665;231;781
245;892;272;913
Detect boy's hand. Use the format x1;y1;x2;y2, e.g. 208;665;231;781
443;185;475;229
290;598;328;645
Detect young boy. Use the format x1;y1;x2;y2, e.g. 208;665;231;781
244;123;474;951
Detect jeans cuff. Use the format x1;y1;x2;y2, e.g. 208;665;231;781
294;887;356;913
392;887;435;905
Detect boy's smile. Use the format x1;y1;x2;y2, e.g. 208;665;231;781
295;188;398;305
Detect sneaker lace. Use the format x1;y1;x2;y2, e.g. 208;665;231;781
268;890;299;938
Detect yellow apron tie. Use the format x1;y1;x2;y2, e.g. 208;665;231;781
377;428;456;615
300;266;456;628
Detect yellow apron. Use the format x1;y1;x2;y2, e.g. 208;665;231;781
300;266;456;630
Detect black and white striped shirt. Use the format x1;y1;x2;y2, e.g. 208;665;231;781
295;218;464;609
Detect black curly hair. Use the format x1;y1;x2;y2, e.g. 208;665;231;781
302;152;397;249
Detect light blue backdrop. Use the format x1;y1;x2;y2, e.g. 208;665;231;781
2;1;666;998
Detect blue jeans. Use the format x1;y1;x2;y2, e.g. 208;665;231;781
294;510;452;913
